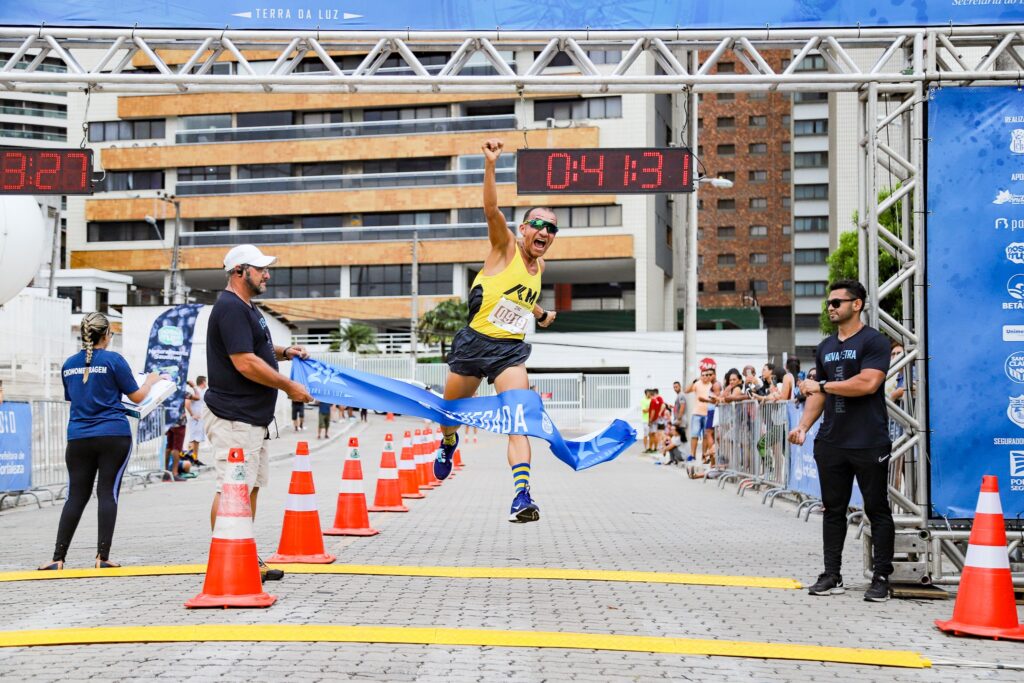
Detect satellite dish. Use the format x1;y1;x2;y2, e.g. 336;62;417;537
0;196;47;305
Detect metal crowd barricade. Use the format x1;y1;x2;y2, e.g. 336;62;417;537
709;400;795;500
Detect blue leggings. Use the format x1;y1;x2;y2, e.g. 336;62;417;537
52;436;132;562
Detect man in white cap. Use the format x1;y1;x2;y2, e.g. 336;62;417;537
204;244;313;581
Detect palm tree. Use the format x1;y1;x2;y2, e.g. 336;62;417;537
418;299;468;360
332;322;378;353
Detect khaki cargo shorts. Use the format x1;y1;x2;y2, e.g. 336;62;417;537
204;411;270;490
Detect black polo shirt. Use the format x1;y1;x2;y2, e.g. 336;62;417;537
204;290;278;427
814;325;891;449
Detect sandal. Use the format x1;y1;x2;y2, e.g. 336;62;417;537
96;556;121;569
37;560;64;571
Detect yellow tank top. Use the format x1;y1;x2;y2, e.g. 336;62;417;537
467;245;543;340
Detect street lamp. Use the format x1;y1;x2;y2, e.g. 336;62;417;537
699;176;735;189
145;193;184;305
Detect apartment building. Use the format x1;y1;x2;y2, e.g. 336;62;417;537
695;51;793;356
65;49;681;339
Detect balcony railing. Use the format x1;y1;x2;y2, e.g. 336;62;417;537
175;114;516;145
0;106;66;119
175;167;515;196
180;222;492;247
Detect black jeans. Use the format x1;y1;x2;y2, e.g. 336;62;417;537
52;436;133;562
813;441;895;578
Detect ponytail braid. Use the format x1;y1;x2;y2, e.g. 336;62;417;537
79;312;110;384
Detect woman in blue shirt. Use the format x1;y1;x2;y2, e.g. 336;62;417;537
39;312;159;570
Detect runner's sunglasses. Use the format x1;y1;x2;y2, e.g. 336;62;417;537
523;218;559;234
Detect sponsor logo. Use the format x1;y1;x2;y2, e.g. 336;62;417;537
1012;129;1024;155
1007;352;1024;382
996;218;1024;231
994;189;1024;205
1005;275;1024;309
1004;325;1024;341
157;325;184;346
1008;395;1024;429
1008;242;1024;264
1012;451;1024;477
541;412;554;435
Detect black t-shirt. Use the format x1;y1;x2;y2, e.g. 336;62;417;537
814;325;891;449
204;290;279;427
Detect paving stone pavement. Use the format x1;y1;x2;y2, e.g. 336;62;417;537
0;416;1021;681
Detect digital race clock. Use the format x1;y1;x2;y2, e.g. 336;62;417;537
516;147;693;195
0;148;95;195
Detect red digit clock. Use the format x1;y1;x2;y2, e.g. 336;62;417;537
517;147;693;194
0;148;94;195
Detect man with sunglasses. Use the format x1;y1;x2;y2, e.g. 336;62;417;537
204;244;313;580
684;359;720;465
788;279;894;602
433;138;557;523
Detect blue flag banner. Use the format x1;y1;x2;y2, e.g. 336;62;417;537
6;1;1024;31
143;304;204;427
927;87;1024;519
291;358;635;470
0;402;33;492
786;403;861;506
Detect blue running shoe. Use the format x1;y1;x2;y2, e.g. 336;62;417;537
508;487;540;523
433;431;458;481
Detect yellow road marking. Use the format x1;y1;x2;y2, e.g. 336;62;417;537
0;624;929;668
0;564;801;589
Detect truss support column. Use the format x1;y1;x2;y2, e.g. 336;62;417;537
865;82;881;329
683;51;699;393
910;33;929;514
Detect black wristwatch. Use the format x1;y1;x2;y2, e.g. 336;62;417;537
818;380;827;394
538;310;549;323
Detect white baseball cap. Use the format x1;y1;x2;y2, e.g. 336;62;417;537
223;244;277;271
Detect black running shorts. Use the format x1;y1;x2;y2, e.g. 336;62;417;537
447;326;532;384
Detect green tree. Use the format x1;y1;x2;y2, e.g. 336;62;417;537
820;186;905;333
332;322;378;353
418;299;469;360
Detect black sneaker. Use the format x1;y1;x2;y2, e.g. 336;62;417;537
258;556;284;582
807;572;844;596
434;431;458;481
864;575;890;602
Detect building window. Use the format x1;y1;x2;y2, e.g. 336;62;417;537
716;144;736;156
793;91;828;103
717;199;736;211
717;226;736;238
717;253;736;266
783;280;793;291
794;119;828;136
238;216;294;231
781;141;791;153
716;116;735;128
717;281;736;291
782;115;791;127
782;169;792;182
718;171;736;182
352;264;453;296
698;281;705;292
551;205;622;227
588;50;623;64
180;114;232;130
178;166;229;183
795;281;828;297
748;142;768;155
87;220;163;242
782;224;792;235
56;286;83;313
95;288;109;314
697;117;704;131
364;105;448;121
533;96;622;121
99;170;164;192
193;220;229;232
88;119;165;142
796;313;822;328
795;248;830;264
457;207;514;224
262;267;342;299
748;115;767;128
749;253;768;265
794;151;828;168
794;183;829;200
717;92;735;101
750;280;768;292
749;225;768;237
748;91;767;100
238;163;294;179
749;197;768;209
236;111;292;128
717;62;735;73
782;252;793;263
782;197;791;208
748;170;767;183
795;54;827;72
795;216;829;232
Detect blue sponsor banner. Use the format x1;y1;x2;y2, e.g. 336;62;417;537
0;402;33;492
786;403;862;506
5;1;1024;31
928;87;1024;519
143;304;203;427
291;357;635;470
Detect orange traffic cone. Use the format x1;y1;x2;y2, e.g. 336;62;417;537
398;431;424;500
425;427;442;487
414;429;435;490
368;433;408;512
324;437;380;536
935;475;1024;640
268;442;335;564
186;448;276;608
454;447;464;470
386;412;395;422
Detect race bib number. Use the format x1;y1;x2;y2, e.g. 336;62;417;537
487;297;530;335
